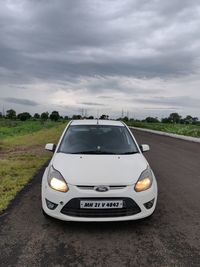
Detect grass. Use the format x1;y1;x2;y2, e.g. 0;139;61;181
0;119;61;139
0;120;67;213
127;121;200;138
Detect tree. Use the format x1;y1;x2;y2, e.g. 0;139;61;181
162;117;170;123
41;112;49;120
145;117;159;123
100;114;109;120
17;112;31;121
64;115;69;120
34;113;40;119
50;111;60;121
181;115;199;125
72;114;82;120
6;109;16;119
88;116;94;119
192;117;199;125
129;118;135;122
123;116;129;122
0;112;2;118
183;115;193;124
168;113;181;123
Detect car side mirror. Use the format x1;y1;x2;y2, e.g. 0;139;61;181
45;143;56;152
140;144;150;153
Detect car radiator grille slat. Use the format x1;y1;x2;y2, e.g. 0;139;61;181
76;185;127;190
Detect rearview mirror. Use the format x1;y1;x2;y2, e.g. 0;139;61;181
45;143;56;152
140;144;150;153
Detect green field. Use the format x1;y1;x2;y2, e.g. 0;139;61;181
0;120;67;213
0;119;63;139
127;121;200;138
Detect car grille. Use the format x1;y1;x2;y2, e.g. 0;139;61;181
76;185;127;190
60;198;141;218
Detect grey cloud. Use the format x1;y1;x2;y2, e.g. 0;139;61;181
79;102;105;106
84;77;163;94
98;96;114;99
4;97;38;106
136;96;200;108
0;1;200;117
144;107;178;110
0;0;200;85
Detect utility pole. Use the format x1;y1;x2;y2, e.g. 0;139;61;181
127;111;129;119
2;105;5;117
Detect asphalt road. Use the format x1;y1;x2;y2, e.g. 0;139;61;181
0;129;200;267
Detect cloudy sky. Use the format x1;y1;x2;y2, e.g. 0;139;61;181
0;0;200;119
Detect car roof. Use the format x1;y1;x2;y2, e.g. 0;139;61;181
70;120;124;126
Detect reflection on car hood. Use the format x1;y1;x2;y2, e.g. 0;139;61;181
52;153;148;185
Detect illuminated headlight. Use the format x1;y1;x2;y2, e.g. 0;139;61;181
48;166;69;193
134;167;153;192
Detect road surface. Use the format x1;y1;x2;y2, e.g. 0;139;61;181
0;129;200;267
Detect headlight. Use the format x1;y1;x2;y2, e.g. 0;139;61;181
134;167;153;192
48;166;69;193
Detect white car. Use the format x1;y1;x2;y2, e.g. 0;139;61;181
42;120;158;222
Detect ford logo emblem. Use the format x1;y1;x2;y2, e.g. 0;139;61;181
95;186;109;192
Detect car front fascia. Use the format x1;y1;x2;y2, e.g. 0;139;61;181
42;165;157;222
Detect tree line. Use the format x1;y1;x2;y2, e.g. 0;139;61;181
119;112;200;125
0;109;199;125
0;109;108;121
0;109;65;121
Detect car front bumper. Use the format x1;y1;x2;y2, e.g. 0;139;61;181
42;168;158;222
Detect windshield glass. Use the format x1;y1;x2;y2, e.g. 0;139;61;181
58;125;139;154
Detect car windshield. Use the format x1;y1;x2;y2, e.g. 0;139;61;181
58;125;139;155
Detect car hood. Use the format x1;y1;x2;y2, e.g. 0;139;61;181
52;153;148;186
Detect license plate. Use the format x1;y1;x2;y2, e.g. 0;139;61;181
80;200;123;209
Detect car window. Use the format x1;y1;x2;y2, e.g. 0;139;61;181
58;125;139;154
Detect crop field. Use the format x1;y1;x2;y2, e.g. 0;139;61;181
127;121;200;137
0;120;67;213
